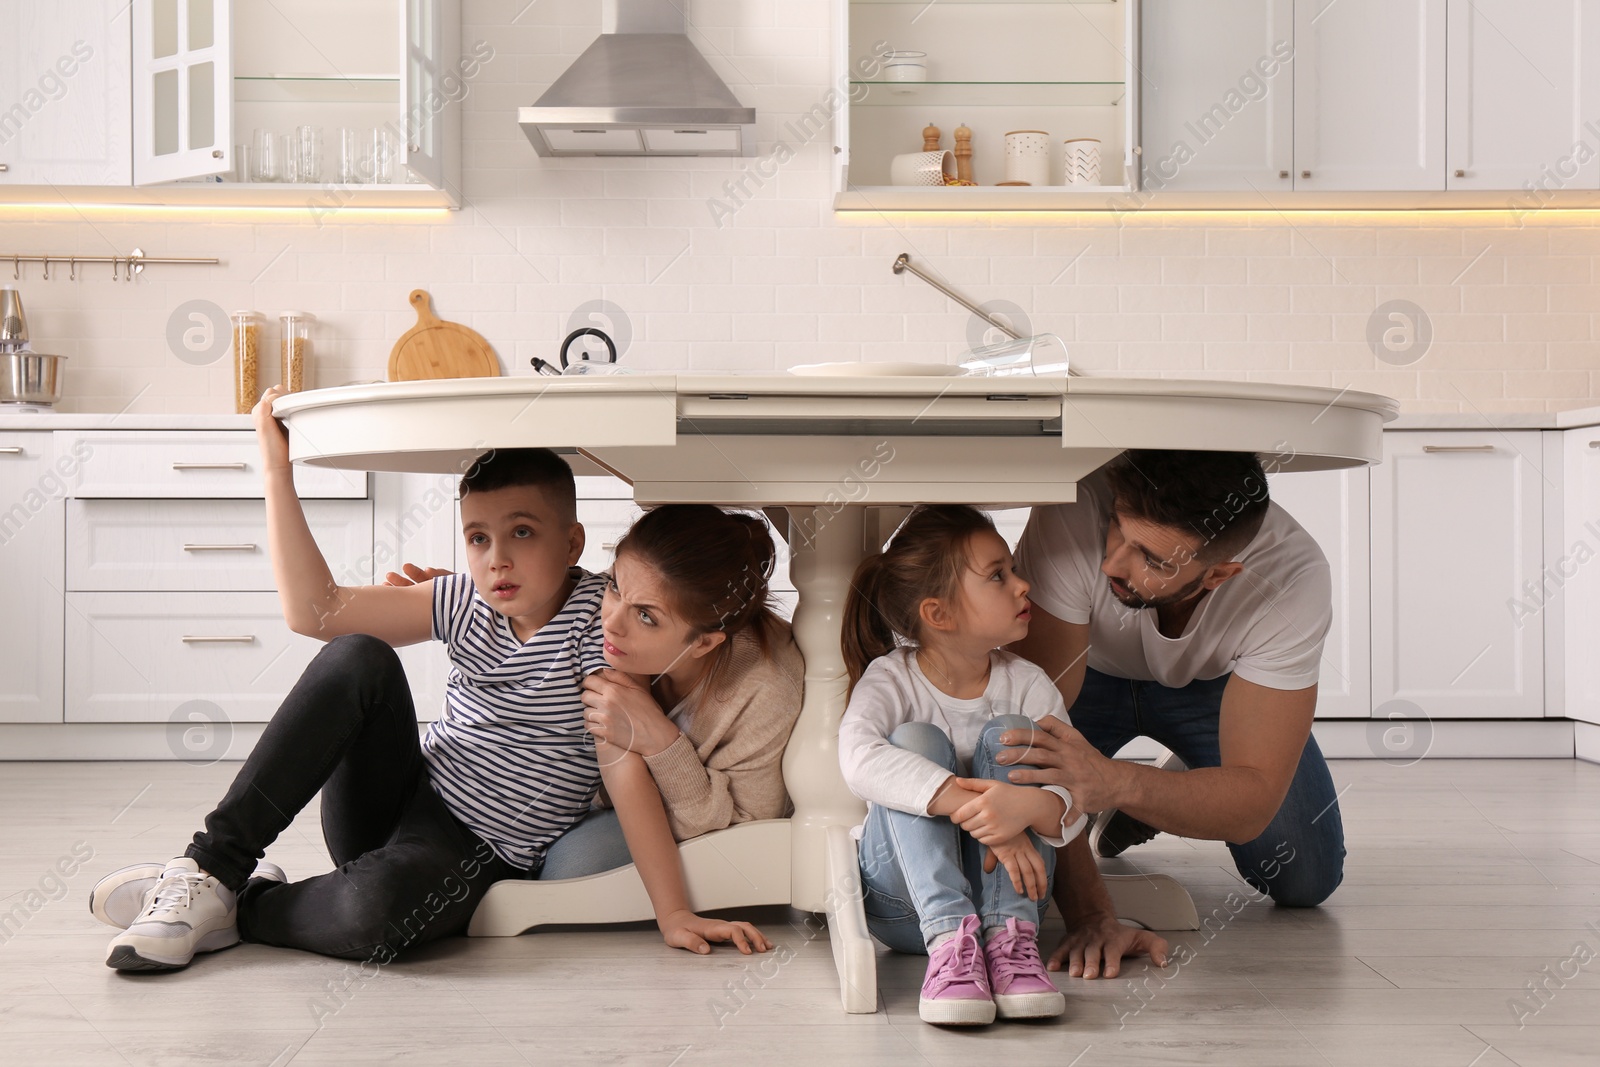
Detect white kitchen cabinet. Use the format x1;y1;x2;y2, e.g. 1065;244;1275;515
0;1;132;186
1292;0;1447;191
1371;432;1546;719
24;0;462;205
1562;430;1600;725
1446;0;1600;191
1139;0;1295;193
0;433;65;723
835;0;1140;209
1269;467;1371;719
65;590;332;722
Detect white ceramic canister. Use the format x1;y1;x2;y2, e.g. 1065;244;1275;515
1062;137;1103;185
882;50;927;94
1004;130;1051;187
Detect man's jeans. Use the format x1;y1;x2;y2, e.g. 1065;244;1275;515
858;715;1056;953
1068;666;1345;907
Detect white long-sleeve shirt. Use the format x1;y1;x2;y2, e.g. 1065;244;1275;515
838;648;1089;847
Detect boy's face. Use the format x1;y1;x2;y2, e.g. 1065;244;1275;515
459;485;584;631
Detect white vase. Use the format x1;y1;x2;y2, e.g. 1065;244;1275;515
1063;137;1102;186
1004;130;1051;188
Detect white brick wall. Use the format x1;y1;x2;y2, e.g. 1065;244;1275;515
6;0;1599;414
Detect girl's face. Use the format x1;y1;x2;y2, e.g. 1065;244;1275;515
943;528;1033;650
600;551;725;676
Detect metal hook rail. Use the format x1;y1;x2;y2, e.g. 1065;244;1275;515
2;247;220;283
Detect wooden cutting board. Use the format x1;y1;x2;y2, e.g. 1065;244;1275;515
387;289;500;381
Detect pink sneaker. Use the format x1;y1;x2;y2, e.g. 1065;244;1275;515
986;917;1065;1018
919;914;995;1026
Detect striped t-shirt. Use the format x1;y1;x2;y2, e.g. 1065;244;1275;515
423;568;608;870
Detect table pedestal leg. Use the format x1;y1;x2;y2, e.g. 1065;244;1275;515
782;505;877;1012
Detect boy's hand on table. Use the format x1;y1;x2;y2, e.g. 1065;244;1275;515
383;562;455;586
252;384;292;474
948;778;1057;845
983;834;1048;900
660;909;772;956
582;669;679;757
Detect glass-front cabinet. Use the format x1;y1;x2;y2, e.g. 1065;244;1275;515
834;0;1140;210
113;0;460;206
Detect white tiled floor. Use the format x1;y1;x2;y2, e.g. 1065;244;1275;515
4;758;1600;1065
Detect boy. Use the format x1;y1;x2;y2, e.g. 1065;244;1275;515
90;384;765;970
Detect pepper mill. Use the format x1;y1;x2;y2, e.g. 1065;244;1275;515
922;122;942;152
954;123;974;184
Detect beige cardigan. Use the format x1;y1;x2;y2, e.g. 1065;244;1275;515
643;620;805;841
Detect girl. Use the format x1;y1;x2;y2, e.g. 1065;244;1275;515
541;504;805;878
839;505;1088;1026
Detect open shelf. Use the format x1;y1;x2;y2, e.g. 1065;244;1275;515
233;75;400;104
850;81;1126;107
835;183;1134;211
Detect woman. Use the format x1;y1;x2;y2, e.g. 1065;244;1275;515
393;503;805;877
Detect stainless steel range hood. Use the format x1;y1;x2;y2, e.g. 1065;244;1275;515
519;0;756;157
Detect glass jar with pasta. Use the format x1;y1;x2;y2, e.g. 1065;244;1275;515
230;310;262;414
279;311;314;394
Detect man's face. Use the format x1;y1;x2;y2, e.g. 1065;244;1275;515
1101;506;1214;610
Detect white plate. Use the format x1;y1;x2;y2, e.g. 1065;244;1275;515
787;362;966;377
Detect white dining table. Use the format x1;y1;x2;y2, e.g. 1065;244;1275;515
273;373;1397;1011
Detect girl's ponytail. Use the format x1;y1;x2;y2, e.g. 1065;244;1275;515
840;504;999;692
843;553;900;691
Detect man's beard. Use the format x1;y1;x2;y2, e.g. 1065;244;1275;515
1108;572;1208;610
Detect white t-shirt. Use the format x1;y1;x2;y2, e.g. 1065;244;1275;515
838;648;1089;847
1013;471;1331;691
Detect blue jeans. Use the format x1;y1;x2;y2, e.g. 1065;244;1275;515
539;808;631;879
858;715;1056;954
1068;666;1345;907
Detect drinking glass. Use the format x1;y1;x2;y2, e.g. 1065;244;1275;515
251;128;276;182
295;126;323;184
339;127;369;184
370;127;394;184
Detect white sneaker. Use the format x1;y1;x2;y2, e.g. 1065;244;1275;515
91;859;286;930
105;858;241;971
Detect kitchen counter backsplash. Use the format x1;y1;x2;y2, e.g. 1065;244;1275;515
3;0;1597;416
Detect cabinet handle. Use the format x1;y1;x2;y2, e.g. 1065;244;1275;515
1279;170;1290;179
601;542;618;551
0;446;23;454
181;635;257;643
212;150;223;159
172;462;248;471
1422;444;1495;453
1589;441;1600;448
0;164;9;173
182;543;258;552
1454;169;1466;178
1301;170;1311;179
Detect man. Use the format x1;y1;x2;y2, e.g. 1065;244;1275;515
1005;449;1343;979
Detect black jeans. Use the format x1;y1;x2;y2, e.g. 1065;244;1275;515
186;633;521;961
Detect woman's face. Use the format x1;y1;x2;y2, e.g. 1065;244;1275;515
600;552;724;676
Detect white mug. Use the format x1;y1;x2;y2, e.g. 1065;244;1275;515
889;149;954;187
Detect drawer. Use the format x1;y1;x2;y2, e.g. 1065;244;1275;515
65;591;330;723
67;499;373;592
57;430;367;499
